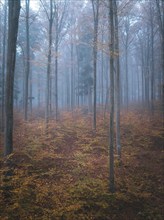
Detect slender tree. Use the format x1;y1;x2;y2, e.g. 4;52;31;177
155;0;164;113
1;0;7;132
91;0;100;130
54;0;67;121
54;3;59;121
5;0;20;156
124;17;130;109
40;0;55;125
24;0;30;121
150;1;155;113
109;0;115;193
113;0;121;160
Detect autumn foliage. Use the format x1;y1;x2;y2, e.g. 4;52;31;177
0;108;163;220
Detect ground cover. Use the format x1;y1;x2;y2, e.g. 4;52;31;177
0;109;163;219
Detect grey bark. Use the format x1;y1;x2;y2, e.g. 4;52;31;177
43;0;54;125
1;0;7;132
109;0;115;193
91;0;99;130
5;0;20;156
155;0;164;115
24;0;30;121
71;38;74;112
150;5;154;113
113;0;121;160
124;18;130;109
54;10;58;121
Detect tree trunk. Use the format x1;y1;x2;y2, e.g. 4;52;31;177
113;0;121;160
91;0;99;130
5;0;20;156
125;47;128;109
1;0;7;132
71;39;74;112
155;0;164;115
150;2;155;114
55;7;59;121
45;0;53;125
24;0;30;121
109;0;115;193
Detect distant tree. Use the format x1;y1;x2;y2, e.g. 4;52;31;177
24;0;30;121
91;0;100;130
148;1;155;113
54;0;68;121
113;0;121;160
5;0;20;156
40;0;55;125
17;6;44;112
155;0;164;107
121;16;131;109
77;21;93;109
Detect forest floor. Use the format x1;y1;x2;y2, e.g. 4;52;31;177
0;107;164;220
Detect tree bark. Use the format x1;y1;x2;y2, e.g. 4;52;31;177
45;0;53;125
71;37;74;112
55;15;59;121
109;0;115;193
113;0;121;160
155;0;164;116
1;0;7;132
5;0;20;156
150;10;154;113
24;0;30;121
91;0;99;130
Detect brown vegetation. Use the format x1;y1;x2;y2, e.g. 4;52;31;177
0;109;163;220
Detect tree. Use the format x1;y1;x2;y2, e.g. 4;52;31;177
5;0;20;156
76;19;93;109
54;0;67;121
155;0;164;111
109;0;115;193
113;0;121;160
24;0;30;121
0;0;7;132
91;0;100;130
40;0;55;125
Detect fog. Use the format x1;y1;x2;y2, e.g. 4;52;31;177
0;0;163;118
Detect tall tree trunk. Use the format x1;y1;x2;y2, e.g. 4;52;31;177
101;49;104;109
37;73;41;109
24;0;30;121
109;0;115;193
0;4;1;110
76;46;80;108
55;7;59;121
1;0;7;132
45;0;53;125
29;68;32;115
91;0;99;130
125;46;128;109
150;20;154;113
113;0;121;160
66;72;70;110
140;42;145;103
71;39;74;112
5;0;20;156
155;0;164;115
145;29;150;108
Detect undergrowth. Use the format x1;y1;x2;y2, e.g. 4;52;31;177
0;109;163;220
